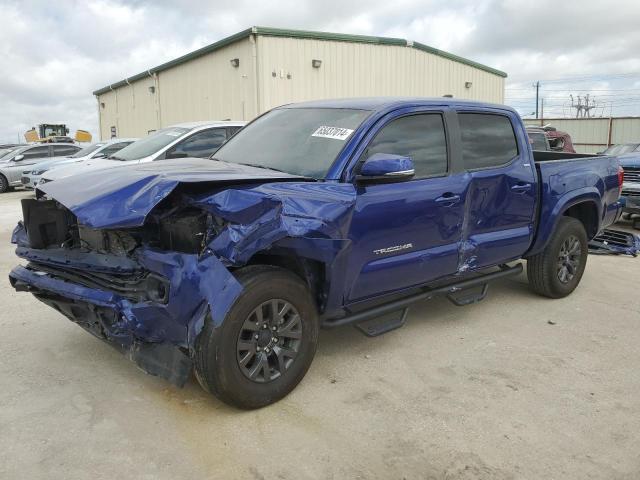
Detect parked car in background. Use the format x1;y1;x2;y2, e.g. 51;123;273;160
600;143;640;156
38;121;246;186
618;152;640;226
11;98;623;408
0;143;81;193
21;138;138;189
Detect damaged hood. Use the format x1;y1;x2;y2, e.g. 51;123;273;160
38;158;308;228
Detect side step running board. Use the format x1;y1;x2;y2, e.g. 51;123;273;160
323;263;523;330
355;308;409;337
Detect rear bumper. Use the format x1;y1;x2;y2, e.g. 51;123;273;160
9;245;243;387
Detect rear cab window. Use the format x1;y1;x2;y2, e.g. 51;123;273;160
459;113;519;170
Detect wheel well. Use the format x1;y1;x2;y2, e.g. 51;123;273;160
242;253;327;312
563;201;599;239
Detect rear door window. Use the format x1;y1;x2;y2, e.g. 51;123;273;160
459;113;518;170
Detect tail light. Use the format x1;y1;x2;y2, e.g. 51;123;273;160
618;165;624;197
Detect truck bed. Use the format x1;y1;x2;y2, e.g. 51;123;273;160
527;151;621;256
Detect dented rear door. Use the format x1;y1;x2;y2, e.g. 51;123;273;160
455;109;537;270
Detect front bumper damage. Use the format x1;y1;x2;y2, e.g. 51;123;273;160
9;224;243;387
9;173;357;387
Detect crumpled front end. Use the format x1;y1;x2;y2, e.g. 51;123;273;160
9;220;243;386
9;179;356;387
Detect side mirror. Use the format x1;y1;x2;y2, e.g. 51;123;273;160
92;152;107;159
356;153;415;183
12;154;24;162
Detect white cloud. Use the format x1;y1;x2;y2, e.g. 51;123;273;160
1;0;640;141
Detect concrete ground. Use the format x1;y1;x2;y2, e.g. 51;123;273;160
0;189;639;480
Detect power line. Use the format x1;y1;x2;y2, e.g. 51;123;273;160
533;72;640;83
506;88;640;92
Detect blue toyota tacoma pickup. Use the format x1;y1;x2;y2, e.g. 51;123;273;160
9;98;623;408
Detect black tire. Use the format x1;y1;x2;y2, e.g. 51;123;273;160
194;265;319;409
0;175;8;193
527;216;588;298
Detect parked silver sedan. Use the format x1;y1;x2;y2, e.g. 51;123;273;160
0;143;81;193
39;121;246;186
21;138;138;189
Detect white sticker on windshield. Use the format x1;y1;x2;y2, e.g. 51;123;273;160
164;131;182;137
311;126;354;141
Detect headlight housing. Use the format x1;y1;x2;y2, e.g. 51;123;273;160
32;169;47;176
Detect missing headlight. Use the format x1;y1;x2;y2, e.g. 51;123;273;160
21;198;77;249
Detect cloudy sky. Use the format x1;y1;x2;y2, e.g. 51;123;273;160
2;0;640;142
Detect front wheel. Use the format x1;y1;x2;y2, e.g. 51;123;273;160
194;265;319;409
527;216;588;298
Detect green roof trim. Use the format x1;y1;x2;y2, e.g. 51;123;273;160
93;26;506;95
412;41;507;78
253;26;407;46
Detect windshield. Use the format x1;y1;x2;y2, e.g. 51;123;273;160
0;148;14;159
69;143;104;158
3;145;30;159
213;108;369;178
110;127;189;161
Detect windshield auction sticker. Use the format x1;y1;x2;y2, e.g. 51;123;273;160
311;126;354;141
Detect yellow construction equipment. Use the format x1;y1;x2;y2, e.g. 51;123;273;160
24;124;92;143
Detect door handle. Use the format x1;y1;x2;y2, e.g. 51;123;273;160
435;192;461;206
511;183;531;194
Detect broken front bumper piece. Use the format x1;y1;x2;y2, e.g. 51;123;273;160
9;245;243;387
588;228;640;256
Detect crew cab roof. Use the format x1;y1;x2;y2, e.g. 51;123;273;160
281;97;516;113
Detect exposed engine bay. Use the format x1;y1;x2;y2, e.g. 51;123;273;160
21;197;221;256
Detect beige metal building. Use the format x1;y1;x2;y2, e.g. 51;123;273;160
524;117;640;153
94;26;507;140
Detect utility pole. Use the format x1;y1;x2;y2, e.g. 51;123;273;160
535;81;540;119
541;98;544;123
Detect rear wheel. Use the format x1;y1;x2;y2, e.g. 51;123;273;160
194;266;319;409
0;175;8;193
527;216;588;298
